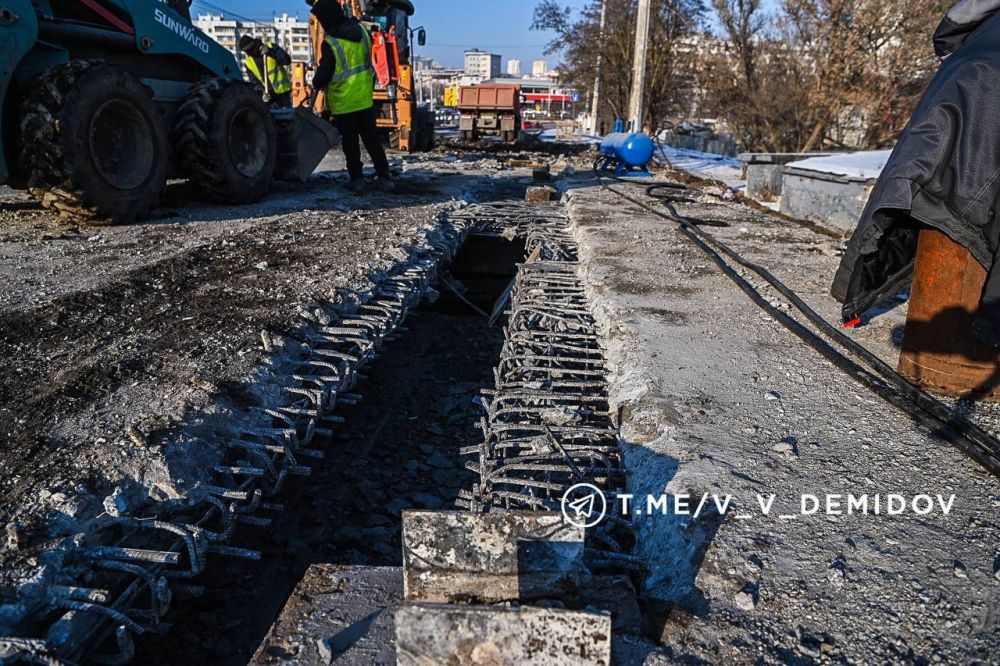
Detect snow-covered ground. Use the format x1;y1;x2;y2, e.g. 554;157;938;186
785;150;892;180
534;128;602;145
653;143;746;188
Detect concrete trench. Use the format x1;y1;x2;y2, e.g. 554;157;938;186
238;198;648;665
0;188;682;665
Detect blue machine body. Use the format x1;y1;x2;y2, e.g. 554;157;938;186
597;120;654;176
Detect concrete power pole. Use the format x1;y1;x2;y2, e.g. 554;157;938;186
588;0;608;136
628;0;653;133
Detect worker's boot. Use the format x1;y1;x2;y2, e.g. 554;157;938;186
347;178;367;194
370;176;397;194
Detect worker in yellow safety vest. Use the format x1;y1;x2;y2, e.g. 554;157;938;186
310;0;394;194
239;36;293;108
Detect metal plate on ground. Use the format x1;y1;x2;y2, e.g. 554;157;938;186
396;603;612;666
252;565;401;665
401;510;584;604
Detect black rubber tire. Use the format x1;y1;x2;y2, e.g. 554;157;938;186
18;61;169;225
173;78;277;204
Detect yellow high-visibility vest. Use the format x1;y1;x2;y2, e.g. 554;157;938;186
246;42;292;95
323;27;374;116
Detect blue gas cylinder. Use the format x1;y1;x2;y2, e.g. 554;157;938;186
600;131;655;167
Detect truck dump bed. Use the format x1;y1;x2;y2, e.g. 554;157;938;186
459;84;520;111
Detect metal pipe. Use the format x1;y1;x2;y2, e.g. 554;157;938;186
898;228;1000;399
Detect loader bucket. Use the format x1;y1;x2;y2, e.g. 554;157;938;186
274;107;341;182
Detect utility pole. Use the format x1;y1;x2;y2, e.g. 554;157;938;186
589;0;608;136
628;0;653;133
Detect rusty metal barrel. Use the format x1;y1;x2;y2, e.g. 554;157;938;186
898;228;1000;400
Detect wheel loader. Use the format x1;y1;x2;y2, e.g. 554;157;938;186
0;0;339;225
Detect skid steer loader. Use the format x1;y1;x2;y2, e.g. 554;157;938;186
0;0;339;225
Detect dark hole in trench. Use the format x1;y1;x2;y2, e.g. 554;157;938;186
135;233;525;665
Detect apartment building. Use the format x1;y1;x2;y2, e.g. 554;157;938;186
195;13;315;69
464;50;501;82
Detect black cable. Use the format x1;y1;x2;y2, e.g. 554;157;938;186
589;160;726;226
644;183;728;223
600;177;1000;476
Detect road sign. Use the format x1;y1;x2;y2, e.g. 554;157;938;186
570;90;581;103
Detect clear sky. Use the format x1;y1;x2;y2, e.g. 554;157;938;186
191;0;590;69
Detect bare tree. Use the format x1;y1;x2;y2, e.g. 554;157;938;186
713;0;764;86
700;0;813;151
533;0;706;132
702;0;948;152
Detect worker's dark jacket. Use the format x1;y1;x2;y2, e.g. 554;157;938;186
311;2;368;92
831;0;1000;346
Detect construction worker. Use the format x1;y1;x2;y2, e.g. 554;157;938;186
309;0;395;194
239;36;293;108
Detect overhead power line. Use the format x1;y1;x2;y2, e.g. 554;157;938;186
191;0;280;27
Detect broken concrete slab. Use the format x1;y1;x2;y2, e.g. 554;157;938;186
252;565;401;665
401;511;584;604
395;603;612;666
526;186;558;202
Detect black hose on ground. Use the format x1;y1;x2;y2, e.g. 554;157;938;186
599;177;1000;477
645;183;727;224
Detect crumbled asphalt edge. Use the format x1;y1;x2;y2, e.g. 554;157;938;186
0;203;475;661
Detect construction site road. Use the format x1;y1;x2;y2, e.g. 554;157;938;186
2;147;999;664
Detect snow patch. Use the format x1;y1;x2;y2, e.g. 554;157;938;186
786;150;892;180
653;143;746;188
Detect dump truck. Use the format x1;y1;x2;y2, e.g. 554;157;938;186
458;83;521;143
298;0;434;152
0;0;338;225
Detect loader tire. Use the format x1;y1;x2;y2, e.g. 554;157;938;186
173;79;276;204
18;61;169;225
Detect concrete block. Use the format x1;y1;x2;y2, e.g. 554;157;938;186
252;565;401;665
526;186;557;202
745;163;786;201
740;153;831;201
780;168;874;232
401;511;584;604
395;603;612;666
